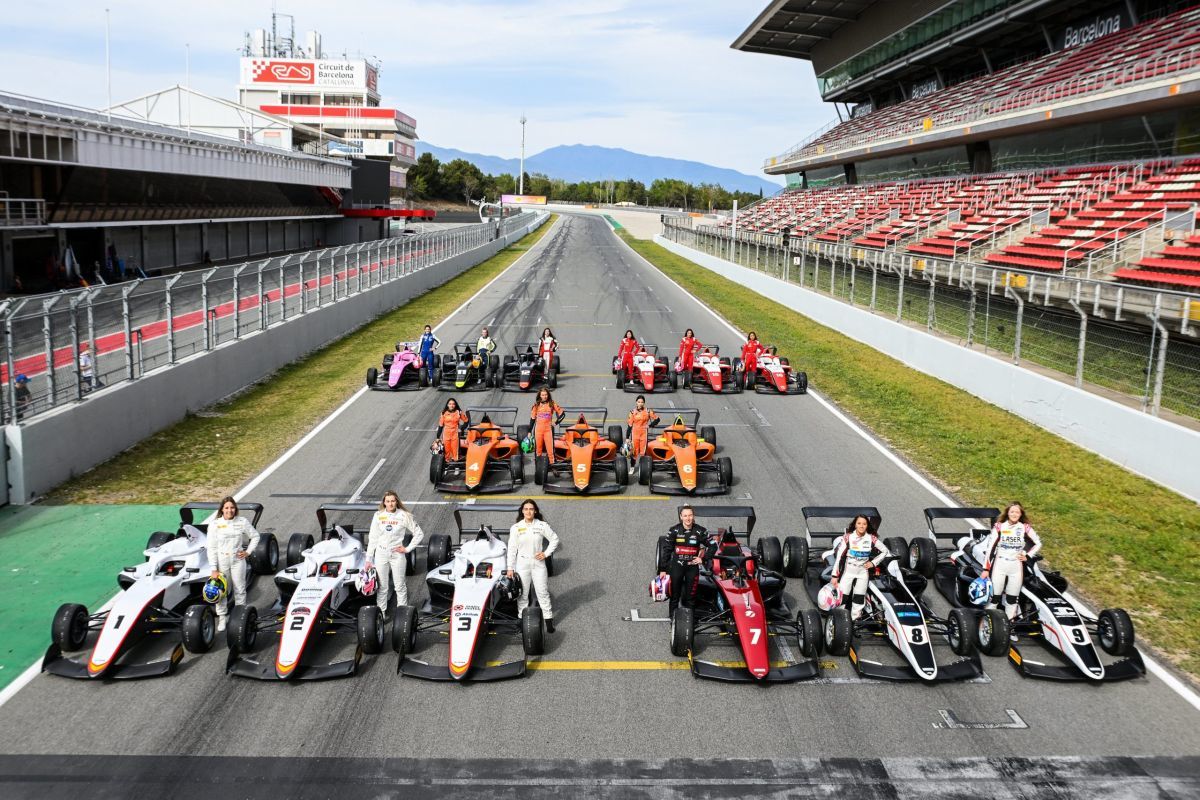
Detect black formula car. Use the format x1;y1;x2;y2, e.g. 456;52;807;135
498;343;559;391
437;342;497;391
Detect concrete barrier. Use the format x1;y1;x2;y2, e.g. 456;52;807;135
654;235;1200;503
3;215;548;503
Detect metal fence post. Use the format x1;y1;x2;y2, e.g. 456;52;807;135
121;280;142;380
164;274;182;363
299;258;307;314
279;262;287;321
896;271;905;322
1005;285;1024;364
258;262;268;331
3;299;24;422
232;265;247;339
201;267;217;350
68;294;85;402
926;264;936;332
1067;295;1088;388
41;296;62;407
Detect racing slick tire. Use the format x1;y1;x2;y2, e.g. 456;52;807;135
615;371;625;389
357;606;385;655
700;425;716;447
145;531;175;556
510;454;524;484
782;536;808;578
553;355;561;372
908;538;937;578
884;537;909;562
655;537;673;574
795;371;808;394
392;605;418;656
758;536;783;573
744;370;755;390
824;607;853;657
1097;608;1135;656
418;368;429;388
516;424;531;444
366;368;378;388
668;369;678;391
797;608;823;658
534;455;548;485
227;605;258;652
522;607;545;656
545;554;556;578
547;369;558;389
614;455;630;486
947;608;977;656
638;456;652;486
182;603;217;654
52;603;90;652
608;425;624;448
670;606;695;657
286;533;314;568
429;453;445;485
249;535;279;575
718;457;734;488
976;608;1010;656
426;534;451;572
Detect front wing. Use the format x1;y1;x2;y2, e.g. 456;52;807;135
848;645;982;682
399;656;527;681
42;643;184;680
689;654;819;683
225;646;362;681
1008;644;1145;682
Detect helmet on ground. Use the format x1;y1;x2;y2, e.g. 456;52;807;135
968;576;993;606
496;572;523;604
202;574;229;604
817;582;843;612
520;433;534;453
649;574;671;602
356;565;379;596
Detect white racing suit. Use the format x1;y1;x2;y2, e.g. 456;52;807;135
368;509;425;614
831;532;890;620
477;336;497;370
206;516;261;620
507;519;560;620
978;521;1042;620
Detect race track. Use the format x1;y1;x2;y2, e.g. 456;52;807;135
1;214;1197;797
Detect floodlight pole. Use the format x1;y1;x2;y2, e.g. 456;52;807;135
519;114;527;195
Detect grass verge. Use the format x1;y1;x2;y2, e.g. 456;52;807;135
621;230;1200;682
45;216;557;505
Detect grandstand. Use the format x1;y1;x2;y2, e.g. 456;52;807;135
731;1;1200;291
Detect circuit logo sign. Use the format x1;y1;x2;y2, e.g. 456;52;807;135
249;60;315;84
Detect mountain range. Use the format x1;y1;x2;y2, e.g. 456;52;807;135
415;142;782;195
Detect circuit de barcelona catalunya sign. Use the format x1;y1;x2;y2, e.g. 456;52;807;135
240;58;378;91
501;195;548;206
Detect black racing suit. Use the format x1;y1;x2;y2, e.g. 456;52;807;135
666;522;710;615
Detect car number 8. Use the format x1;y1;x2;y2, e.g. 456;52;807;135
909;627;924;644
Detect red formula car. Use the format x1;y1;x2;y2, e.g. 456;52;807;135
680;346;742;394
745;348;807;394
614;343;677;393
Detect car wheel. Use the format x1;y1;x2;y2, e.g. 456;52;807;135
638;456;652;486
522;607;545;656
670;606;695;657
758;536;783;572
145;531;175;557
1097;608;1135;656
947;608;976;656
909;537;937;578
227;605;258;652
418;369;428;388
796;371;808;393
182;603;216;654
608;425;624;448
700;425;716;447
392;605;418;656
366;368;378;388
718;457;733;488
544;554;556;578
655;536;673;574
548;369;558;389
668;369;678;391
357;606;384;655
249;535;279;575
430;452;445;485
976;608;1010;656
516;424;530;443
286;533;313;568
510;453;524;484
615;371;625;389
614;454;630;486
52;603;89;651
534;455;548;485
426;533;451;572
824;607;852;657
797;608;823;658
782;536;808;578
884;537;909;562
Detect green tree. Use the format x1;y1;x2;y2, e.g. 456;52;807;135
409;152;442;199
440;158;486;205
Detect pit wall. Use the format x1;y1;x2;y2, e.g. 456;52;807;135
653;235;1200;503
4;214;548;503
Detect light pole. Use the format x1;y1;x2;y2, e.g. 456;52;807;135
519;114;527;195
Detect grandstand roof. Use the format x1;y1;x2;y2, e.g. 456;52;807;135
731;0;875;61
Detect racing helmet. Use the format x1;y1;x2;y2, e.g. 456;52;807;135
356;565;379;596
967;576;993;606
649;574;671;602
202;574;229;604
496;572;523;604
817;581;843;612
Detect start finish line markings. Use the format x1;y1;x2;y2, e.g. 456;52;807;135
935;709;1028;729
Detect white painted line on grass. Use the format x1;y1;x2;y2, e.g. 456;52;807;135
612;223;1200;714
348;458;387;503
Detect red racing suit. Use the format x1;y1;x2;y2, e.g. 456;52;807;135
617;337;639;380
677;336;703;373
741;341;765;383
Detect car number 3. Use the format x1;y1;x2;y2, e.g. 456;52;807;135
457;616;473;632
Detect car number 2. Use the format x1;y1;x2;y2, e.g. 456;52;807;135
290;616;304;631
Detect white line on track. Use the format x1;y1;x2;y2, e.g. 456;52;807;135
0;215;562;710
348;458;387;503
612;223;1200;714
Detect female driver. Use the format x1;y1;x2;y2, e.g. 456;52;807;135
435;398;469;461
626;395;660;462
829;514;890;621
740;331;764;388
366;490;425;618
538;327;558;373
677;328;702;375
617;329;638;381
530;387;565;464
506;499;560;632
206;496;261;632
980;502;1042;621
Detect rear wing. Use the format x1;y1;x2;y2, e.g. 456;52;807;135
800;506;882;543
638;343;659;356
923;507;999;540
396;341;420;351
181;501;264;528
650;407;700;429
452;341;477;354
452;503;520;543
316;503;383;535
557;407;610;430
512;342;540;354
466;406;520;433
682;505;756;540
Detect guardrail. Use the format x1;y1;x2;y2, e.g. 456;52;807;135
1;213;540;424
663;216;1200;421
0;197;45;227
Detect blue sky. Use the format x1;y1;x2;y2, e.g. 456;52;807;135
0;1;831;180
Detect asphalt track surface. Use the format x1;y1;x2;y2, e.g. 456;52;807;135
1;214;1197;798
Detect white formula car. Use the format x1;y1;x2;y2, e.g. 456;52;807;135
43;502;275;680
396;504;544;681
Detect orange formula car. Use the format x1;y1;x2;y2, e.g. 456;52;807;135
534;407;630;495
430;407;525;493
636;409;733;496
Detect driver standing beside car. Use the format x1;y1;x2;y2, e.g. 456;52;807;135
979;501;1042;621
477;327;498;371
207;496;261;632
830;515;890;621
506;499;560;632
366;491;425;621
659;505;711;617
